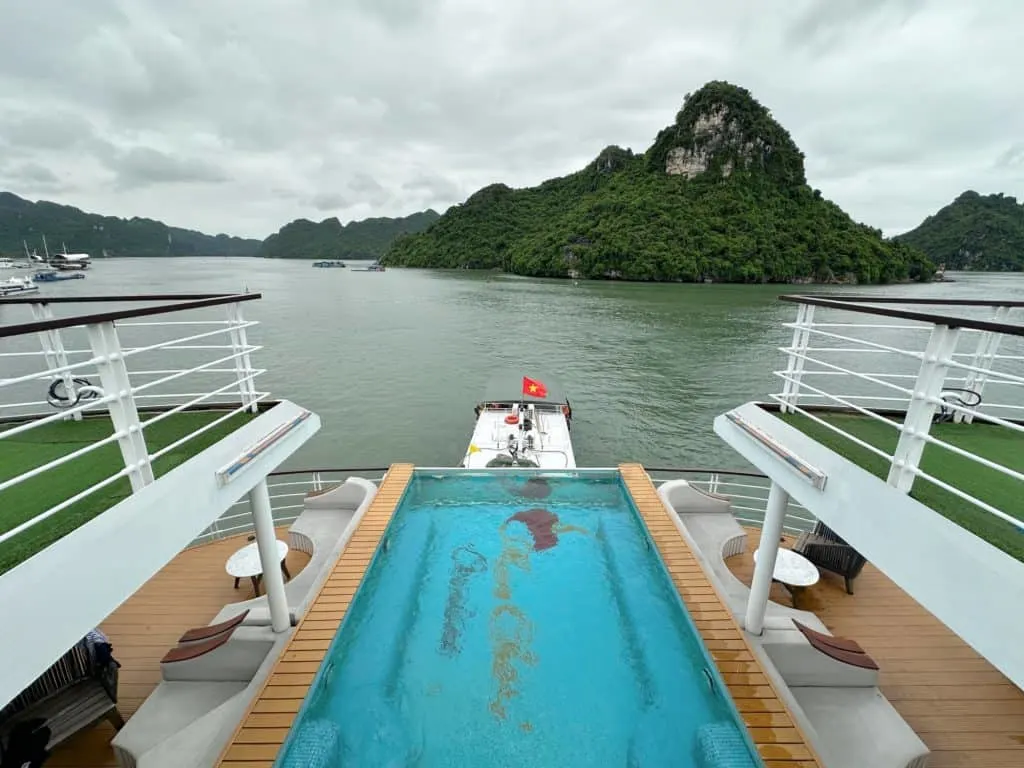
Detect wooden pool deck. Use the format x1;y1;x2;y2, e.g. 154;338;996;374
619;463;823;767
727;528;1024;768
214;462;414;767
45;527;312;768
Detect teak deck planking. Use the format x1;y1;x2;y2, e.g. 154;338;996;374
728;527;1024;768
618;463;825;767
46;528;312;768
215;463;414;767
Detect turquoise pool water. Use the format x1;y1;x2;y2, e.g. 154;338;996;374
275;471;763;767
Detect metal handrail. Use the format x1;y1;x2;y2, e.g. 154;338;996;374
775;297;1024;537
0;293;261;338
778;295;1024;337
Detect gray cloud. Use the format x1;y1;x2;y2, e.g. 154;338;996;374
104;147;228;189
308;192;352;212
0;0;1019;237
997;143;1024;169
785;0;928;51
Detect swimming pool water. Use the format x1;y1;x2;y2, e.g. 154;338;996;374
275;472;763;767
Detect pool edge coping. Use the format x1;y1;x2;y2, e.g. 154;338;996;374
214;462;415;766
619;462;826;767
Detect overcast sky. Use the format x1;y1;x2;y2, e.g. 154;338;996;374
0;0;1020;239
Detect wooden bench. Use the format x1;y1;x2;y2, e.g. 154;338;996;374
0;634;123;756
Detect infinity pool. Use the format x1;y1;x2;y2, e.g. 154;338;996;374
275;471;762;767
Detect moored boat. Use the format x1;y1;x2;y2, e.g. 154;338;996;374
33;269;86;282
462;372;575;468
0;276;40;295
312;260;346;268
352;261;385;271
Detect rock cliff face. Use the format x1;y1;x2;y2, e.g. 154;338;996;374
648;81;806;187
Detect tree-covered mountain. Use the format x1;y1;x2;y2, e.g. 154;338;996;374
896;191;1024;271
384;81;932;284
259;210;440;260
0;191;260;258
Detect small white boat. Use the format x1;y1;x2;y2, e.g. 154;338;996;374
462;372;576;468
0;276;40;296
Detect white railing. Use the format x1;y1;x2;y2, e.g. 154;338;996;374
191;468;390;545
189;466;814;547
0;293;267;568
773;295;1024;537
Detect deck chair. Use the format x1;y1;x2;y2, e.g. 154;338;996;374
794;522;867;595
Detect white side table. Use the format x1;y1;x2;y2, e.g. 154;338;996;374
753;547;820;608
225;538;291;596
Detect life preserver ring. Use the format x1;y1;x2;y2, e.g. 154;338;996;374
505;414;520;425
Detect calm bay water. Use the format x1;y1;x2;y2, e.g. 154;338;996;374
7;260;1024;472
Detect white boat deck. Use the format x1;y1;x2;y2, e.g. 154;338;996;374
462;404;576;468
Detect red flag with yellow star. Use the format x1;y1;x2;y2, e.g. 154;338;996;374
522;376;548;398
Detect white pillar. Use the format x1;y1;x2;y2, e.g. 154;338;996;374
956;306;1008;424
31;302;82;421
780;303;815;414
249;479;290;633
227;302;259;413
887;324;960;492
745;482;790;635
86;321;154;491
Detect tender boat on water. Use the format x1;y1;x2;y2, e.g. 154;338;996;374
312;260;346;268
33;268;86;282
462;372;575;468
0;276;39;295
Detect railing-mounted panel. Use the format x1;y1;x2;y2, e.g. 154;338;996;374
0;400;320;709
716;402;1024;691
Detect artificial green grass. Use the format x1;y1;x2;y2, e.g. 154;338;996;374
779;412;1024;562
0;410;256;574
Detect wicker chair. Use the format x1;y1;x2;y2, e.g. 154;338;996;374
794;522;867;595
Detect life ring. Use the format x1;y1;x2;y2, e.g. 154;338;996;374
505;414;520;425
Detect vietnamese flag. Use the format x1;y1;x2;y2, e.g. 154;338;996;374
522;376;548;398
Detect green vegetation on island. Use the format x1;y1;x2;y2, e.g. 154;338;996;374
896;191;1024;271
383;81;933;284
259;210;440;260
0;191;261;258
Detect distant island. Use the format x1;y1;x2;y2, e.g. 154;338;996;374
0;191;261;258
383;81;933;285
0;191;440;261
259;210;439;260
896;191;1024;271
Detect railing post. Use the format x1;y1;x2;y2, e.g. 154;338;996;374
887;323;960;493
86;321;154;491
30;302;82;422
250;479;290;633
227;302;259;413
780;303;815;414
956;306;1008;424
745;482;789;635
